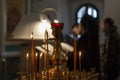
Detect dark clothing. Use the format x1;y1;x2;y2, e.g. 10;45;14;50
77;34;90;71
67;15;100;72
102;25;120;80
67;34;99;72
67;34;89;71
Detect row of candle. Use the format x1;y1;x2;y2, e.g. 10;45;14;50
25;31;48;79
26;52;43;74
25;20;82;79
73;35;82;76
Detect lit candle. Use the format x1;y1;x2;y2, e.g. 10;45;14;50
30;32;35;79
73;35;77;76
36;53;38;59
26;53;29;74
26;53;29;80
36;53;39;73
44;30;48;70
39;53;43;73
79;51;82;79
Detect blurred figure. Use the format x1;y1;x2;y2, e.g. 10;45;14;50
67;23;80;71
72;23;80;35
101;17;120;80
77;15;99;72
67;15;100;72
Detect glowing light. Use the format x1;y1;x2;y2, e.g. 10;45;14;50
26;53;29;58
36;53;38;57
30;33;33;38
38;21;51;34
40;52;43;58
54;19;59;23
79;51;81;56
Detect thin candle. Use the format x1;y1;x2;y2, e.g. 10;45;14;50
36;53;39;73
44;30;48;70
30;32;35;79
79;51;82;79
73;35;77;76
36;53;38;59
44;45;47;70
46;30;48;69
26;53;29;74
39;53;43;73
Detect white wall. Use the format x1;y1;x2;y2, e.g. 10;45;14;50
57;0;70;34
32;0;58;13
105;0;120;34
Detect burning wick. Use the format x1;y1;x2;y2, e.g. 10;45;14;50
30;33;33;38
36;53;38;58
26;53;29;74
26;53;29;59
40;53;43;58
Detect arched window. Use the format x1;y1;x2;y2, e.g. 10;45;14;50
77;4;98;23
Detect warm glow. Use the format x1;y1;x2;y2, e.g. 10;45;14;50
79;51;81;56
30;33;33;38
64;53;68;60
40;52;43;58
26;53;29;58
36;53;38;57
54;19;59;23
38;21;51;34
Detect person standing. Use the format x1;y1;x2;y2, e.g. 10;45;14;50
101;17;120;80
67;15;100;72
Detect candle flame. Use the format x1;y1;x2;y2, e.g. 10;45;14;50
36;53;38;57
30;32;33;38
54;19;59;23
26;53;29;58
79;51;81;56
40;52;43;58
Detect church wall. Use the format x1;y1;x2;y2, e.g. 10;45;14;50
30;0;71;34
32;0;58;13
105;0;120;69
57;0;70;34
105;0;120;34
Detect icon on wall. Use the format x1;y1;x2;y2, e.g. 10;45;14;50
6;0;25;38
